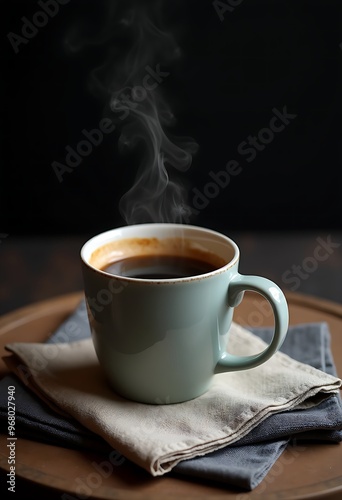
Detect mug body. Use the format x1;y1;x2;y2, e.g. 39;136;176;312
81;223;239;403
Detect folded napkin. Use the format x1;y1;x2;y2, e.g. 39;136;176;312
1;300;342;491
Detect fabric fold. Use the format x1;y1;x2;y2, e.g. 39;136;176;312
3;320;341;477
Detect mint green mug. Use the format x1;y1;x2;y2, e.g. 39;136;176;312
81;223;289;404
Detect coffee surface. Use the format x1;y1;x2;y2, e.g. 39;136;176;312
101;254;218;279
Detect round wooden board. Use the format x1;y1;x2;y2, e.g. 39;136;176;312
0;291;342;499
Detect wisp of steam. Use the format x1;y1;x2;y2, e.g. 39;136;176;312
112;4;198;224
66;0;198;225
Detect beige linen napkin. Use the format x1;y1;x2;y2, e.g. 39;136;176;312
4;322;341;476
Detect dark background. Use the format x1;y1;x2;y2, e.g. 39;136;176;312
1;0;341;237
0;0;342;315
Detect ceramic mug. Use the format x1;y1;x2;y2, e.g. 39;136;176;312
80;223;289;404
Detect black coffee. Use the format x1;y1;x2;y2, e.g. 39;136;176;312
101;254;217;279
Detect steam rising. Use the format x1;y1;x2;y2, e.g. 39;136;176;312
113;4;198;224
115;88;198;224
66;1;198;225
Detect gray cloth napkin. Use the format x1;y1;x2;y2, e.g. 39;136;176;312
2;300;341;487
175;325;342;489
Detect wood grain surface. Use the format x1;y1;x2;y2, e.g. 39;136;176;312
0;291;342;499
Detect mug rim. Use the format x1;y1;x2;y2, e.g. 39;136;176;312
80;223;240;283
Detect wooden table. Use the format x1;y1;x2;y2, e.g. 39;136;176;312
0;291;342;499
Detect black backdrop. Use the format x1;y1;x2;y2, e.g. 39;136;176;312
1;0;341;237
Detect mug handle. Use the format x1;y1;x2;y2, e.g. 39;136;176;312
216;274;289;372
